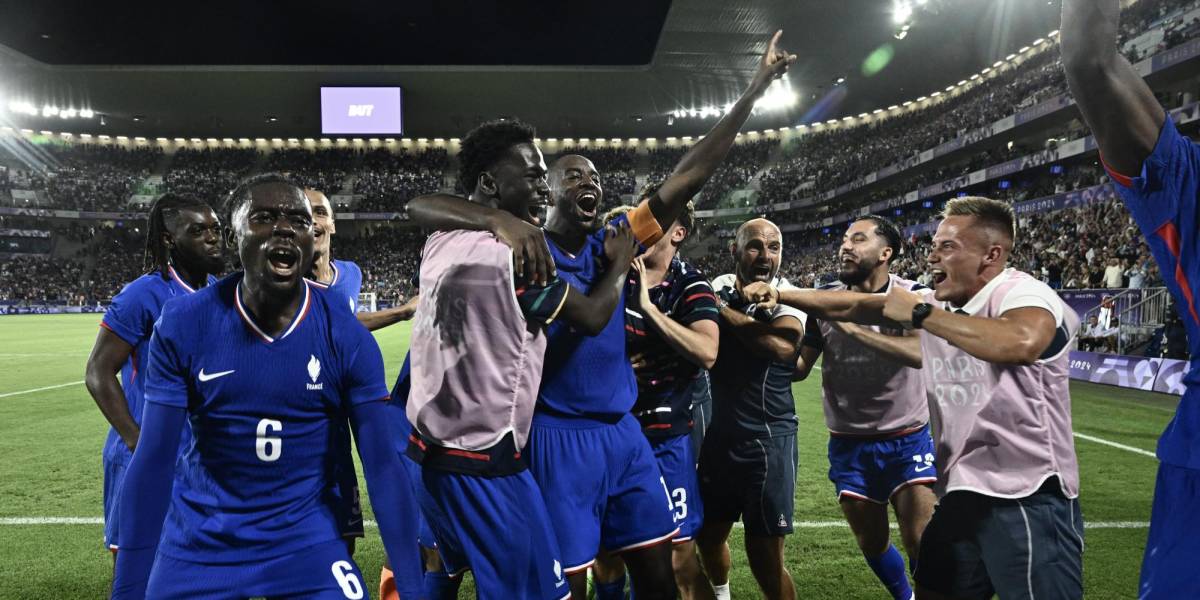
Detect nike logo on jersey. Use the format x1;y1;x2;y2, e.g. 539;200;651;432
197;369;235;382
914;465;933;472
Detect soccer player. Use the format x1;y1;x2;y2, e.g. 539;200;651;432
403;118;640;599
743;197;1084;600
305;187;419;556
697;217;805;600
590;200;719;600
1062;2;1200;596
306;188;418;329
792;216;935;600
84;193;224;564
406;31;796;600
111;174;422;599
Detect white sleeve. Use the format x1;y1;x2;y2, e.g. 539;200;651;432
998;279;1064;326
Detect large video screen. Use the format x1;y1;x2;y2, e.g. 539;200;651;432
320;87;403;135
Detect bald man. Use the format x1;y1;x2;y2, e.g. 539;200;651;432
696;218;804;600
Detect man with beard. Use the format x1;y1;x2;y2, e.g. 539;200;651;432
305;188;419;557
792;216;934;600
742;197;1083;600
85;193;224;574
1063;0;1200;595
406;32;795;600
697;217;805;600
111;174;421;599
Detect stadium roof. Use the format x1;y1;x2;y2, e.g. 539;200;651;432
0;0;1063;139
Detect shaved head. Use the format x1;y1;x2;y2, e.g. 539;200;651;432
735;218;781;247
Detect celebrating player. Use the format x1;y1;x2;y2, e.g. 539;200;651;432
406;31;796;600
1062;1;1200;597
403;118;638;599
792;216;934;600
698;217;804;600
305;187;419;557
743;197;1084;599
84;193;224;567
590;199;719;600
111;174;422;599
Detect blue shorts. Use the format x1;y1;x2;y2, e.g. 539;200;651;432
145;539;367;599
413;462;569;600
527;413;679;572
650;434;703;543
827;425;938;504
102;456;128;550
329;423;364;539
1140;462;1200;599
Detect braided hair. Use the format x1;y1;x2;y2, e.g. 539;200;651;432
144;193;212;280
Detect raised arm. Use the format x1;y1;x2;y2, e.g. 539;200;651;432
407;193;555;286
1061;0;1165;176
649;31;797;229
84;328;139;451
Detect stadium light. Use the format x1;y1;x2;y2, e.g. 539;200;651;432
842;116;854;121
917;96;927;102
156;137;168;143
893;1;913;25
945;85;954;92
982;67;992;74
42;105;58;118
97;134;109;140
1033;38;1046;45
134;137;146;143
873;109;884;114
1019;46;1030;53
957;80;967;86
887;105;899;110
79;109;94;119
239;138;250;144
116;135;128;141
902;101;913;106
931;91;941;97
826;119;838;124
60;132;72;138
993;61;1003;67
857;113;869;118
79;133;91;139
1048;29;1060;37
450;138;460;144
970;74;980;80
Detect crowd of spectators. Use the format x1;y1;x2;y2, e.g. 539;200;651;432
582;147;638;197
264;148;359;194
353;148;448;212
34;146;161;211
163;148;259;205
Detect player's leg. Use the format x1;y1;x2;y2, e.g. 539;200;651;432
600;416;679;600
912;492;994;600
525;420;606;600
695;434;741;599
591;552;628;600
891;484;935;568
1140;463;1200;598
653;432;714;600
695;520;734;598
415;466;568;599
672;540;717;600
975;480;1083;600
841;497;913;600
102;455;126;582
739;434;798;600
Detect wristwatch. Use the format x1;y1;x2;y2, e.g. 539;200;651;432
911;303;934;329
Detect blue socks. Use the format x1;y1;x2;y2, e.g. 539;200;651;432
423;570;460;600
595;572;627;600
865;544;913;600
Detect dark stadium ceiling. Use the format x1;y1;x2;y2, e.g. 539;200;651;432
0;0;1065;139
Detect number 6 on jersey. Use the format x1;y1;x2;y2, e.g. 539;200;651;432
256;418;282;462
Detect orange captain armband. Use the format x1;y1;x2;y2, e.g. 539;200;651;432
626;200;665;246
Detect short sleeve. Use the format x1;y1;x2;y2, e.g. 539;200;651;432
515;278;570;327
1105;116;1200;232
102;279;154;347
998;279;1064;327
143;307;190;409
341;327;391;407
674;278;719;325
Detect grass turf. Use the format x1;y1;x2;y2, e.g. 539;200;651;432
0;314;1171;599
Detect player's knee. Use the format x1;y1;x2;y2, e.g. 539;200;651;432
592;552;626;583
670;542;699;576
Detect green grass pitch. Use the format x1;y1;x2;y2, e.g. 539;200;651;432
0;314;1173;598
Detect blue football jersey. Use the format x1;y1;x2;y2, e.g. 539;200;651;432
540;215;641;418
1105;115;1200;470
100;266;213;463
143;274;390;563
310;259;364;313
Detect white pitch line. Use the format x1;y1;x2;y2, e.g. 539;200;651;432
0;518;1149;530
0;380;84;399
1073;432;1158;459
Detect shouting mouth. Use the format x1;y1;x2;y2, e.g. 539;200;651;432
577;190;600;219
266;245;301;279
931;268;947;286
